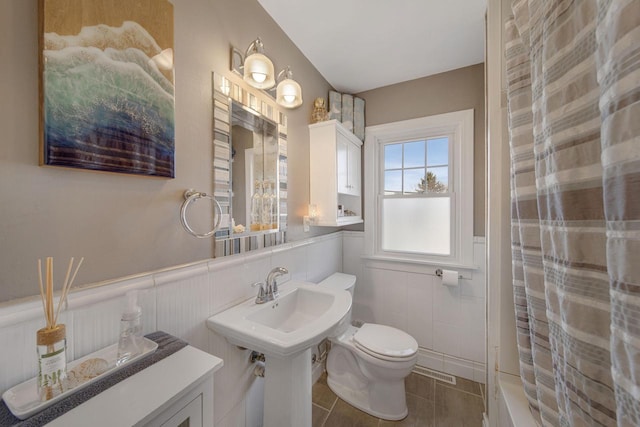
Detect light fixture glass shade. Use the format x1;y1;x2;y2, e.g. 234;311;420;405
276;78;303;109
243;52;275;89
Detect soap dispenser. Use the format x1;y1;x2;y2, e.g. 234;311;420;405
116;290;143;366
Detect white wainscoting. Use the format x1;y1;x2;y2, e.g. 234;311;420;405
343;231;486;383
0;230;486;426
0;232;343;427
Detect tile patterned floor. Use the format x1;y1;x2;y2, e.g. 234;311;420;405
312;372;485;427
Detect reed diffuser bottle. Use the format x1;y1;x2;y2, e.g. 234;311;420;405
37;324;67;401
36;256;83;401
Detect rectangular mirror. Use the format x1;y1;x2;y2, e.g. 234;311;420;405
212;72;288;257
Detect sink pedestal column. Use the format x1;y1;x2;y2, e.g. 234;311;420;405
263;348;312;427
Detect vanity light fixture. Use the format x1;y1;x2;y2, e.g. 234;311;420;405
243;38;276;89
275;66;303;109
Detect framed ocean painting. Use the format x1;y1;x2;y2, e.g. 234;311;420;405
39;0;175;178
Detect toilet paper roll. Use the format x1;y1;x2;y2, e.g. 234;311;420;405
441;269;459;287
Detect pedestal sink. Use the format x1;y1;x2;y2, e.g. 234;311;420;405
206;280;351;427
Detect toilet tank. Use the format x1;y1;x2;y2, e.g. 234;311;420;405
317;273;356;296
317;273;356;336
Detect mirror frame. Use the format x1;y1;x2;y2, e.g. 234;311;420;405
212;72;288;257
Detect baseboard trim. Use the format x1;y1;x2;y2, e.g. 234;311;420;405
416;347;486;384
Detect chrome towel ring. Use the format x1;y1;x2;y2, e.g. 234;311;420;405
180;190;222;238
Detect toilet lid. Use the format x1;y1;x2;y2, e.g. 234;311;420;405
353;324;418;360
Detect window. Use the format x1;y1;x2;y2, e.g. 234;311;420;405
382;137;451;255
364;110;474;267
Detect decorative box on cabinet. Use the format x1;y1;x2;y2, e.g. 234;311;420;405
309;119;363;226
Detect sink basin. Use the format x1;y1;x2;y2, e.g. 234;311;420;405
206;280;351;358
208;279;352;426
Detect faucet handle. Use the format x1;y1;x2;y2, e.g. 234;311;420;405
252;282;267;304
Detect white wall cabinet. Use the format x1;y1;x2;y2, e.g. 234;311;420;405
309;119;363;226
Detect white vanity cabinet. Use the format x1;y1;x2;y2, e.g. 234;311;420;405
47;346;223;427
309;119;363;226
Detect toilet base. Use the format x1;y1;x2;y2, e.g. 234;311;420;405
327;371;408;421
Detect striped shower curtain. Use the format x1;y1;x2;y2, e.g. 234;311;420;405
505;0;640;426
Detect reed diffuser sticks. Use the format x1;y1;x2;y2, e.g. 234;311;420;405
37;257;83;329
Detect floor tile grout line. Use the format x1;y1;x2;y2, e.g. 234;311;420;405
317;400;330;427
436;381;484;398
406;390;436;403
432;377;437;426
328;396;338;413
312;402;328;412
322;395;339;426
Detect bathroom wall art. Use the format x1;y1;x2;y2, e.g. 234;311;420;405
329;90;341;121
354;96;365;141
341;94;354;133
327;90;365;141
39;0;175;177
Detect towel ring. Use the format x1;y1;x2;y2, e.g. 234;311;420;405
180;190;222;238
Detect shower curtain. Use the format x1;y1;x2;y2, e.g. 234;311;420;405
505;0;640;426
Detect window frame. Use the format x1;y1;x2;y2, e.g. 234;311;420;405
364;109;474;268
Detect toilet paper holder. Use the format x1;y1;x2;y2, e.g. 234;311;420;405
435;268;464;279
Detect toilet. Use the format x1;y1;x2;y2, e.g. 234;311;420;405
317;273;418;421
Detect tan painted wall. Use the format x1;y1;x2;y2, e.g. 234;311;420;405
0;0;484;302
0;0;333;302
355;64;486;237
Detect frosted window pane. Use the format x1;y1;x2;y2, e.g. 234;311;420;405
382;197;450;255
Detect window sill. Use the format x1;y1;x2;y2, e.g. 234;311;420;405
361;254;477;277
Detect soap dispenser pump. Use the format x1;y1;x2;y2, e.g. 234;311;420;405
116;290;143;366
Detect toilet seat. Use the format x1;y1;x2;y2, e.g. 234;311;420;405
353;324;418;362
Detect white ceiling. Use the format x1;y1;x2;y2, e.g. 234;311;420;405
257;0;487;94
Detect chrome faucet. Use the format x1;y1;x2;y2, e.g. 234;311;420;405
252;267;289;304
266;267;288;300
252;281;269;304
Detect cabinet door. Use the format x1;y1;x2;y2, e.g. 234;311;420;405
337;132;361;196
159;394;203;427
347;141;361;196
336;136;349;194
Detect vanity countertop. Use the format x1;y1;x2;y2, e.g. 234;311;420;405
0;332;223;427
